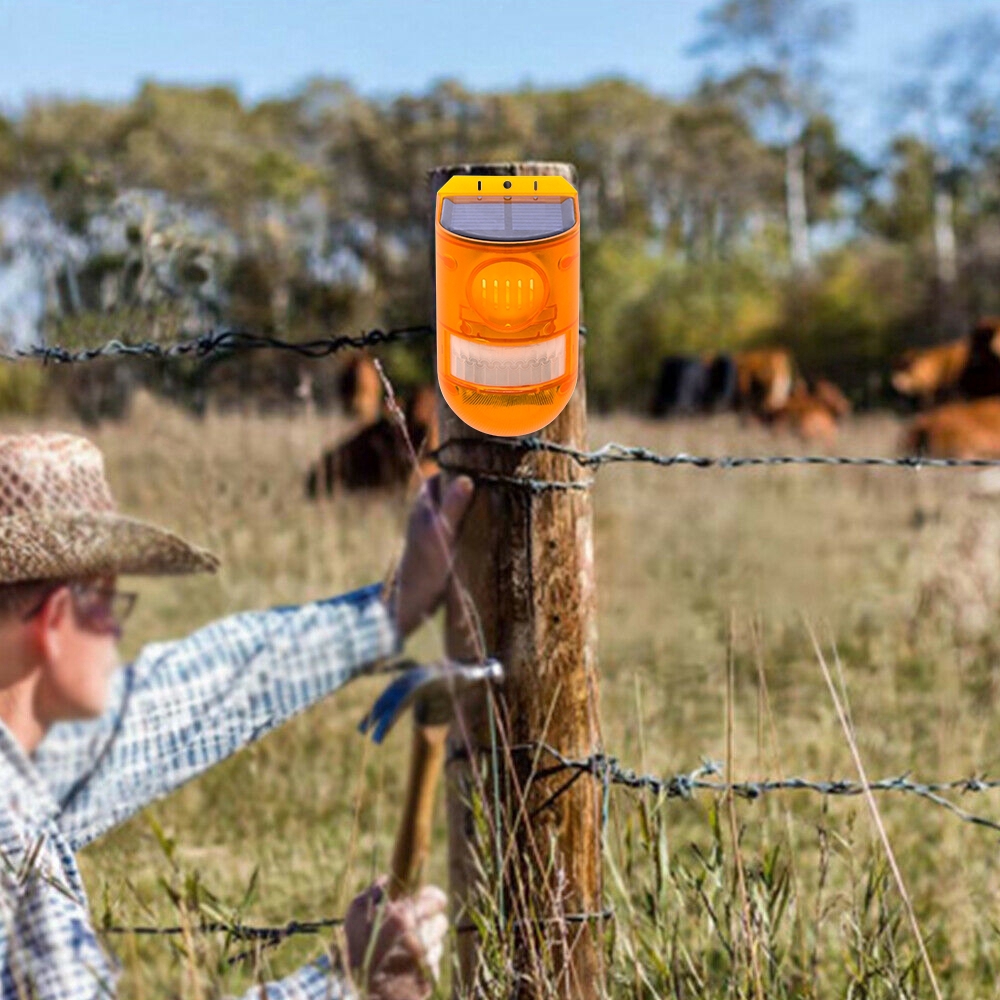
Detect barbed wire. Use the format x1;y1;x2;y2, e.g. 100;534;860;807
430;436;1000;475
0;324;596;364
99;914;348;970
0;324;437;364
500;742;1000;835
98;744;1000;953
102;914;343;942
100;907;613;943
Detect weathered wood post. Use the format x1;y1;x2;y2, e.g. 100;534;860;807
428;162;603;1000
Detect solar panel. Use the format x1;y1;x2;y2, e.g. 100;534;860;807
440;198;575;242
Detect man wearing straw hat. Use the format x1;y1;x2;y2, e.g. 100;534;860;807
0;431;475;999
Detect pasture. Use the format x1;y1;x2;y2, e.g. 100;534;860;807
11;391;1000;998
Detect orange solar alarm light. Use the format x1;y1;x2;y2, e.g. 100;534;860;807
435;175;580;436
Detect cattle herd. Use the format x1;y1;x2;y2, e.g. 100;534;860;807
648;316;1000;459
649;347;850;445
302;317;1000;499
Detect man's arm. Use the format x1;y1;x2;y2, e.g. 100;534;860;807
33;582;401;851
234;953;351;1000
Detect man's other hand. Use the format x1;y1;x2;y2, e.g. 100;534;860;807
382;473;474;641
345;876;448;1000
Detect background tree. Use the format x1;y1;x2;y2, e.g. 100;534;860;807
6;16;1000;413
891;12;1000;326
692;0;853;271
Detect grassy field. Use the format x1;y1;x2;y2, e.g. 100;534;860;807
8;390;1000;998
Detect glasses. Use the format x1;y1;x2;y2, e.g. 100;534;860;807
21;582;138;636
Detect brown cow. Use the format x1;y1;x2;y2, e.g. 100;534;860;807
812;378;851;420
306;384;440;498
733;348;794;415
902;397;1000;459
337;355;383;423
891;339;970;407
762;377;850;445
890;317;1000;407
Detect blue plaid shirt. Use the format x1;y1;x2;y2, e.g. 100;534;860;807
0;581;403;999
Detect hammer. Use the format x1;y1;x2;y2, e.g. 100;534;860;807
359;657;504;900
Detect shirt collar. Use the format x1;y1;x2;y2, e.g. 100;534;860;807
0;716;61;828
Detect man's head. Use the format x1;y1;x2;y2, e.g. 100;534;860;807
0;432;218;750
0;574;130;726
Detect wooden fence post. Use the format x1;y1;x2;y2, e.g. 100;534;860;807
428;162;603;1000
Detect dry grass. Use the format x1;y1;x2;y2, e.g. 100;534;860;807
8;391;1000;997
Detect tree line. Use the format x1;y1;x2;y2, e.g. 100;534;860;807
1;0;999;414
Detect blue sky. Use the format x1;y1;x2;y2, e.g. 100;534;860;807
2;0;997;160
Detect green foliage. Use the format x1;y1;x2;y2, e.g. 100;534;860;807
252;149;319;205
4;60;1000;407
585;233;784;409
862;137;937;246
803;113;877;223
0;364;48;415
775;242;916;390
581;233;665;411
0;112;14;181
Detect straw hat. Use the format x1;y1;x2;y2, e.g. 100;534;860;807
0;433;220;584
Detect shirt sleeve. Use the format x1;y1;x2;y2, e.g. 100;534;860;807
34;582;402;851
234;954;356;1000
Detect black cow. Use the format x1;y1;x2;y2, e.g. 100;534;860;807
702;354;738;412
957;317;1000;400
650;356;707;416
650;353;737;417
305;417;408;498
305;386;439;498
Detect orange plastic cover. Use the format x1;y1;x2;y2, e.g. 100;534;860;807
435;175;580;436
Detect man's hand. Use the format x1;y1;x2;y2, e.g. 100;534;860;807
345;876;449;1000
382;474;475;641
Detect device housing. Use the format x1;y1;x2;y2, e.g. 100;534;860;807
435;174;580;436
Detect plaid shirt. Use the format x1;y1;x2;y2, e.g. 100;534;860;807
0;581;403;999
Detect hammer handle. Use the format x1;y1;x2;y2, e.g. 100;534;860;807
388;720;450;900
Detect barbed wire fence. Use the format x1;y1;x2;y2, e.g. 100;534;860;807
7;322;1000;961
93;751;1000;959
6;323;1000;472
0;325;437;363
